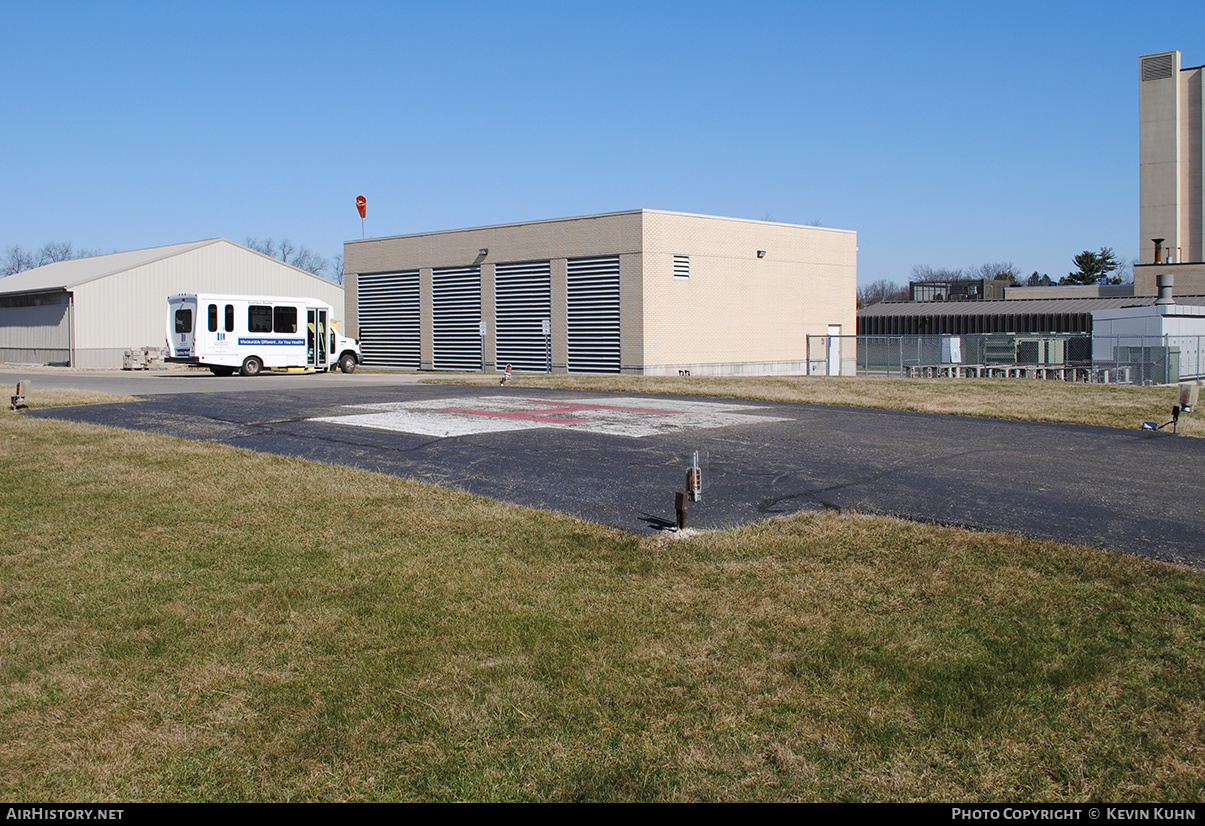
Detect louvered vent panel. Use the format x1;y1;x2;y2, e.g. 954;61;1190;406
1143;54;1174;81
673;255;690;279
495;260;551;372
432;266;482;371
566;256;621;374
357;270;420;368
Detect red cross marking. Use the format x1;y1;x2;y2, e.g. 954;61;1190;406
441;400;680;425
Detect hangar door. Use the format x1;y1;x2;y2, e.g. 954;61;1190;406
432;266;482;371
495;261;551;373
0;293;72;366
357;270;420;369
566;256;620;374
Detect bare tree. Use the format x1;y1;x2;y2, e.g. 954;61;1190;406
245;235;331;277
911;264;967;282
331;254;344;285
36;241;75;266
245;236;278;258
2;245;35;276
912;261;1023;284
278;239;296;265
857;279;908;308
290;247;329;276
970;261;1022;284
3;242;98;276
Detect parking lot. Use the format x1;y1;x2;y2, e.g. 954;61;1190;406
22;369;1205;567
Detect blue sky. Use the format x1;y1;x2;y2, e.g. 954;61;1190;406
2;1;1202;286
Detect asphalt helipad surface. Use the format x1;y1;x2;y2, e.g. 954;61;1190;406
31;379;1205;567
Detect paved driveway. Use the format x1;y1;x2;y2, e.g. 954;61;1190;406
30;378;1205;567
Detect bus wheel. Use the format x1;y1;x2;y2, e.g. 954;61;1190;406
240;357;263;377
210;365;235;377
339;354;357;374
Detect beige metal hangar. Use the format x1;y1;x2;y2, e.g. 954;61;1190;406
0;239;346;368
343;209;857;376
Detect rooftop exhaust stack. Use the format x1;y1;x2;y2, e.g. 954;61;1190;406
1156;273;1176;306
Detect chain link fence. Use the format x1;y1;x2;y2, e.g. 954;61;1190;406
806;333;1205;385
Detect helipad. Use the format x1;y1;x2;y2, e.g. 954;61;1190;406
310;395;788;438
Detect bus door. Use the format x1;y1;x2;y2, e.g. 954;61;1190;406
307;308;328;369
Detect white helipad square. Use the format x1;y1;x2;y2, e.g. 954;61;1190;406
310;395;788;438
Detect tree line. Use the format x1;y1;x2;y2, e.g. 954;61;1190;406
243;237;343;284
2;242;100;276
858;248;1133;308
2;238;344;284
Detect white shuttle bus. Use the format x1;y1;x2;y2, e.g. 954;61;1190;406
166;293;361;376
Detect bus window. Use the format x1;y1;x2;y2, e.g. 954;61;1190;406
274;306;298;333
208;304;218;332
248;306;272;333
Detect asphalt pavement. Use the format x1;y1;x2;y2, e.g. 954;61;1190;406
26;374;1205;567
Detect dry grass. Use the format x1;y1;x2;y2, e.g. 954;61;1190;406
9;387;136;410
2;413;1203;802
427;374;1204;437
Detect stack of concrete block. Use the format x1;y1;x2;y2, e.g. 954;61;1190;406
123;347;166;370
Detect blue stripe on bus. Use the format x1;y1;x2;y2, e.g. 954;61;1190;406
237;338;305;346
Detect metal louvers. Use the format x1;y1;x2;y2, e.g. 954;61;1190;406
673;255;690;279
432;266;482;371
1142;54;1174;81
495;261;551;372
566;256;621;374
358;270;420;368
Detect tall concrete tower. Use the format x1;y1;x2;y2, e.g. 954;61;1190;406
1140;51;1203;267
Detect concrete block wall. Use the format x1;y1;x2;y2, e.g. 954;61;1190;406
1134;262;1205;296
639;212;856;375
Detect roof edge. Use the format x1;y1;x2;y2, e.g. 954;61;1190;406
345;209;853;245
60;238;224;289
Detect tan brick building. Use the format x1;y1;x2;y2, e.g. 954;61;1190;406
343;209;857;376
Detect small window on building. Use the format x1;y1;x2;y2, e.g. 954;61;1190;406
208;303;218;332
248;306;273;333
175;308;193;334
673;254;690;279
273;306;298;333
224;304;234;332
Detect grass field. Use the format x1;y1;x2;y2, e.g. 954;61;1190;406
2;408;1203;802
428;374;1205;437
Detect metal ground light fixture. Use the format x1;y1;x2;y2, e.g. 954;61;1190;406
1142;382;1200;434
